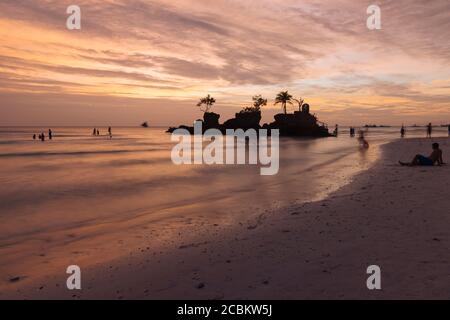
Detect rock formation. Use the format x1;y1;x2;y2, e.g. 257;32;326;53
167;104;331;137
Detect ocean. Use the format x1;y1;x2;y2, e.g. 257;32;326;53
0;125;448;283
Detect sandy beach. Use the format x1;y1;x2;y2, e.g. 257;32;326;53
1;137;448;300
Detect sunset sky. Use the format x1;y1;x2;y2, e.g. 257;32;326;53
0;0;449;126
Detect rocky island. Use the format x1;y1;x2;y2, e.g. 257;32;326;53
167;92;332;137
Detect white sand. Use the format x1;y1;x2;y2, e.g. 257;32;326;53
1;138;449;300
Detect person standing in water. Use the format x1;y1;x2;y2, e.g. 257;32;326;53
108;126;112;139
426;123;432;138
92;128;97;136
40;133;45;142
33;134;36;140
358;130;369;149
48;129;53;140
400;125;406;138
333;124;339;137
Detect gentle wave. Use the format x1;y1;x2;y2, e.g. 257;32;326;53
0;148;163;158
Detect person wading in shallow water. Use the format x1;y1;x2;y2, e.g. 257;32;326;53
399;143;444;167
350;127;355;137
426;122;432;138
358;130;369;149
333;124;339;137
400;125;406;138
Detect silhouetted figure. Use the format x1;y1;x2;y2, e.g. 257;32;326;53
350;127;355;137
333;124;339;137
400;125;406;138
426;123;432;138
358;130;369;149
96;129;100;136
33;134;36;140
48;129;53;140
400;143;444;166
40;133;45;142
93;128;97;136
108;126;112;139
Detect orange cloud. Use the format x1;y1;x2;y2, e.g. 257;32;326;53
0;0;449;125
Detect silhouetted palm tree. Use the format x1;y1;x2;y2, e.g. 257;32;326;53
293;97;304;112
275;91;293;114
197;94;216;113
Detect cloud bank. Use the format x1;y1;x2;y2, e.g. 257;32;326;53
0;0;449;125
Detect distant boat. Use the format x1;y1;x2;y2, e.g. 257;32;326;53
141;122;149;128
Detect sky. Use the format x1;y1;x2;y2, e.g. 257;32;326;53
0;0;449;126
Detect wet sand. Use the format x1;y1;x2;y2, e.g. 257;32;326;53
1;137;449;300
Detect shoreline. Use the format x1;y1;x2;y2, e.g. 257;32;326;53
1;138;449;299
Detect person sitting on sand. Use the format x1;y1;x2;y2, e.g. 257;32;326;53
400;143;444;166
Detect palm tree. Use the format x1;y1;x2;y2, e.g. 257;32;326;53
197;94;216;113
275;91;293;114
293;97;304;112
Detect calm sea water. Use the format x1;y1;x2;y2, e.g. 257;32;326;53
0;126;448;261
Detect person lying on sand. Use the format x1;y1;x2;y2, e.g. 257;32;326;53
399;143;444;166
